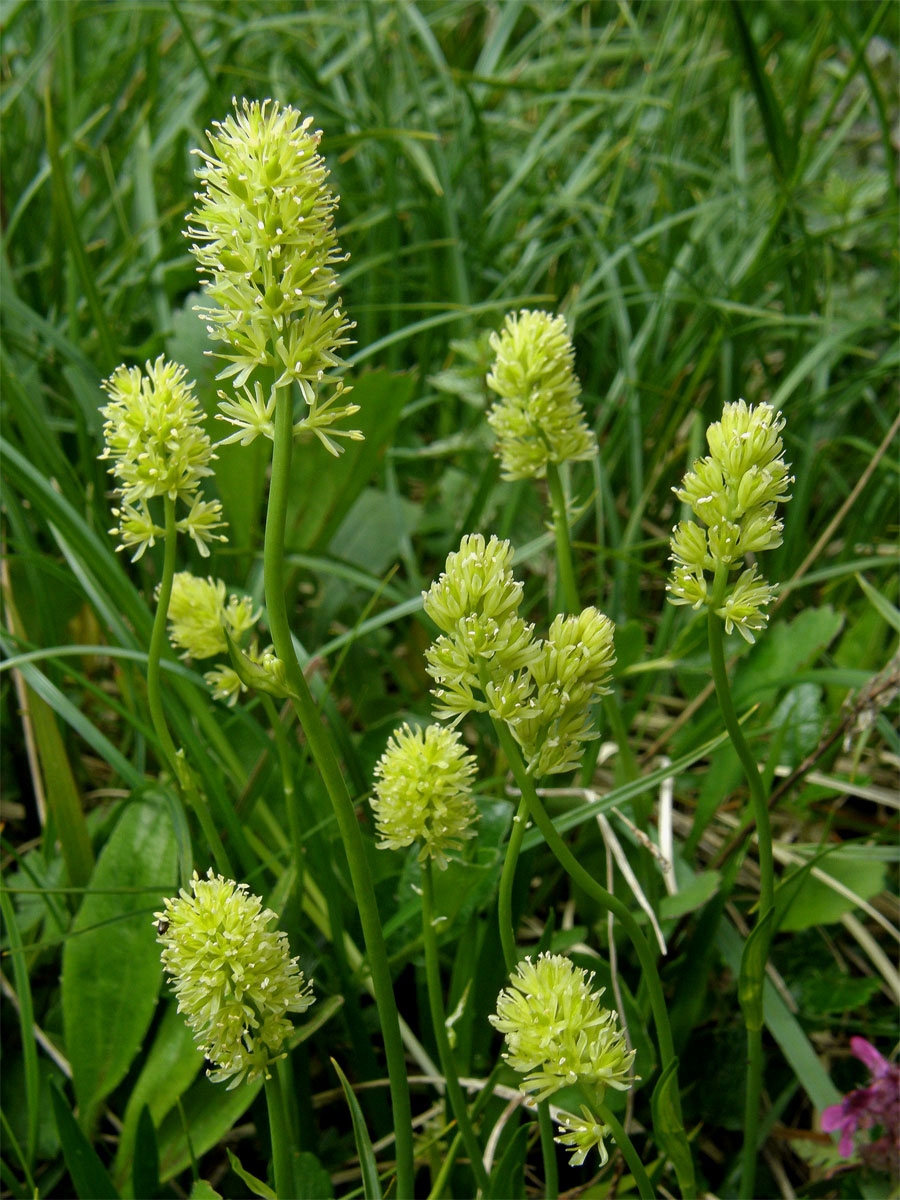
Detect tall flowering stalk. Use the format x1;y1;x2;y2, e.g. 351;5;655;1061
667;398;792;1200
372;724;490;1193
486;310;639;784
100;357;230;875
187;99;413;1197
423;534;695;1196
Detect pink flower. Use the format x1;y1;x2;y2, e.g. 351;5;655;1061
822;1038;900;1173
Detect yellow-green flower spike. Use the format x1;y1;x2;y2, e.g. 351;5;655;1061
490;953;635;1105
372;723;478;869
166;572;259;660
486;310;596;480
100;357;226;560
668;399;792;642
186;98;360;455
156;870;314;1089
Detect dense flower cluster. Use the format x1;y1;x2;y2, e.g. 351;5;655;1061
100;357;226;560
372;723;478;868
822;1037;899;1173
490;954;634;1165
423;534;615;774
164;572;285;706
187;98;360;455
156;870;314;1088
486;310;596;479
668;399;792;642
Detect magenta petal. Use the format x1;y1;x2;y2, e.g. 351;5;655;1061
838;1129;856;1158
850;1037;890;1077
822;1104;848;1133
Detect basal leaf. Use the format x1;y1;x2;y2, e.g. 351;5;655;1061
61;797;178;1131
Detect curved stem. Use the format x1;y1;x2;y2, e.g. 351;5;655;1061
538;1100;559;1200
146;497;230;877
708;601;774;1200
591;1099;654;1200
265;1067;293;1200
498;796;528;973
545;462;640;785
421;861;491;1195
263;388;414;1199
488;712;695;1198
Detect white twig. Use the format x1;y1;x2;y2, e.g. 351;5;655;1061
597;811;667;955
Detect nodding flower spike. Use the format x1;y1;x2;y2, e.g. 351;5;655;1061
668;399;792;643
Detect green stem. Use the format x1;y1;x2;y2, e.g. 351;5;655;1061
421;861;491;1195
488;710;695;1198
591;1099;654;1200
545;461;580;615
538;1100;559;1200
260;695;303;887
146;497;230;877
498;796;528;973
707;596;774;1200
265;1067;293;1200
264;387;414;1199
545;461;640;785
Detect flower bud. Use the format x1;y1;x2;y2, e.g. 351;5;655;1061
166;573;259;660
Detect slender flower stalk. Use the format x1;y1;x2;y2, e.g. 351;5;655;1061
100;357;230;875
188;99;414;1196
668;399;792;1200
421;862;491;1194
372;723;488;1192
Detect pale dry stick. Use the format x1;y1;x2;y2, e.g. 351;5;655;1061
841;913;900;1004
604;839;637;1136
597;811;668;955
657;756;678;897
0;970;71;1076
645;411;900;760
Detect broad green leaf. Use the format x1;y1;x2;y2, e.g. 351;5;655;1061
659;870;721;920
61;797;178;1131
779;851;888;932
294;1151;334;1200
112;1001;203;1191
49;1081;119;1200
735;606;844;703
131;1107;160;1200
332;1059;382;1200
188;1183;222;1200
156;1074;264;1184
286;369;415;553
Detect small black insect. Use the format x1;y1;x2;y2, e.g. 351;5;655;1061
156;918;169;937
